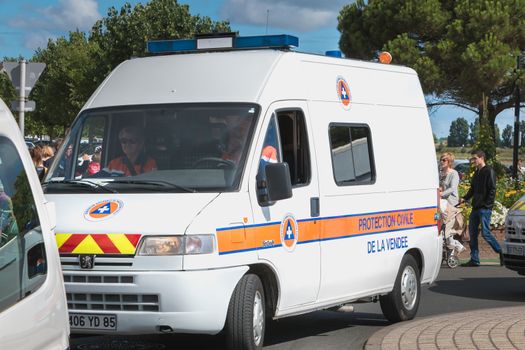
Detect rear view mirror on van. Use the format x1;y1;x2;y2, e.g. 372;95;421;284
263;163;292;204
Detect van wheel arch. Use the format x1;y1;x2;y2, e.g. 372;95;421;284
406;248;423;275
248;264;280;319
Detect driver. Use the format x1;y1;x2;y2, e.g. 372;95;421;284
105;126;157;176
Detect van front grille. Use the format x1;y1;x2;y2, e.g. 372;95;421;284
63;274;134;284
67;293;159;312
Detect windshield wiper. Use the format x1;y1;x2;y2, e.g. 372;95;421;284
43;180;118;193
107;179;196;193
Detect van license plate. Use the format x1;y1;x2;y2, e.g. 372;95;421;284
69;313;117;330
507;245;525;256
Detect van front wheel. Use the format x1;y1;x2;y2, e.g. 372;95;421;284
225;274;265;350
379;254;420;323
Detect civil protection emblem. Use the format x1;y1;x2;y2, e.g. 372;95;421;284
280;214;299;252
84;199;123;221
336;76;351;110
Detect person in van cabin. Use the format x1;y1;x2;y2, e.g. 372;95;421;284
30;145;48;182
222;116;252;163
87;149;102;176
439;152;465;254
105;126;157;176
460;149;501;267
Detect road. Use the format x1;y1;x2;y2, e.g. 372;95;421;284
71;265;525;350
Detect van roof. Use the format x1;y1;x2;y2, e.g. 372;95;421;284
83;49;423;111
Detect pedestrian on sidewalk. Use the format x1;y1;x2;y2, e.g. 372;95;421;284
460;149;501;266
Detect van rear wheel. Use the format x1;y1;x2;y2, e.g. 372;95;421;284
225;274;265;350
379;254;420;323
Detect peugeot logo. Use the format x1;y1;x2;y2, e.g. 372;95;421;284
79;254;96;269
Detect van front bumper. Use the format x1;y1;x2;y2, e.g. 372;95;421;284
502;241;525;273
64;266;248;335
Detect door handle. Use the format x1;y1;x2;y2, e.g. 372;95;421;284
310;197;320;217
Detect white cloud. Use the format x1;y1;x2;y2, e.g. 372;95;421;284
8;0;100;52
10;0;100;31
221;0;349;31
24;31;55;51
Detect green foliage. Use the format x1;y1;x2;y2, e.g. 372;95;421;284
89;0;230;86
338;0;525;136
502;124;513;147
17;0;230;137
447;117;469;146
30;31;99;137
474;104;496;162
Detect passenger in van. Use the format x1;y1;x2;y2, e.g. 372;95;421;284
222;116;252;163
105;126;157;176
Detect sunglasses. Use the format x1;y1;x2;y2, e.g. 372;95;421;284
440;159;448;162
120;138;139;145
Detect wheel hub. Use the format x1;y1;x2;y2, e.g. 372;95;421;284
253;290;264;346
400;265;417;310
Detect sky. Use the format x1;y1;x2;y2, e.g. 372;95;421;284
0;0;519;137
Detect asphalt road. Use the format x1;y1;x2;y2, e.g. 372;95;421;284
70;265;525;350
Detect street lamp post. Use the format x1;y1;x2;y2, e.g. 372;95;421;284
512;53;525;179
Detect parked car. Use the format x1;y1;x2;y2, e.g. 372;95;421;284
453;159;471;180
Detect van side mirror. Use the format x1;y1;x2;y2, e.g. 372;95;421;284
257;163;292;206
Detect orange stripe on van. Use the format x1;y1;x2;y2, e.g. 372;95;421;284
56;233;142;255
217;207;437;255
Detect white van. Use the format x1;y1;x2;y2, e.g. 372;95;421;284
44;34;441;349
0;98;69;349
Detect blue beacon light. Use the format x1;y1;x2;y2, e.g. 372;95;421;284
147;34;299;54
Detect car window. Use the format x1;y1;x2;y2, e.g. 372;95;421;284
0;136;46;313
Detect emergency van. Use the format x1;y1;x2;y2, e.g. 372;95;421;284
502;197;525;274
43;34;441;349
0;98;69;349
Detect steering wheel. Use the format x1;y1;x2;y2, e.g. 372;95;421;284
192;157;236;169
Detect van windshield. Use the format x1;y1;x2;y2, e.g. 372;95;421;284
43;104;259;193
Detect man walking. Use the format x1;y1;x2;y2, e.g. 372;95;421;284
461;150;501;266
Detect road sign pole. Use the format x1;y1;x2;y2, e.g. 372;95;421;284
18;59;26;136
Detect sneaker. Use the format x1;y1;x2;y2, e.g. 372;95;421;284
461;260;480;267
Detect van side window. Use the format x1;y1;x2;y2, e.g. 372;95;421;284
276;110;311;186
329;124;375;185
0;136;46;313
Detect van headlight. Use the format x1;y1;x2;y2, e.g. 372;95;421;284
137;235;215;256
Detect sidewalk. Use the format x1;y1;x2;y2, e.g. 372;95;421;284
365;305;525;350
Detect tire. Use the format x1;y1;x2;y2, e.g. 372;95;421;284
225;274;265;350
379;254;421;323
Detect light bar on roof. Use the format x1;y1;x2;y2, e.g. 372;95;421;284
147;34;299;54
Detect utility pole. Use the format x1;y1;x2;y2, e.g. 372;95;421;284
513;53;525;179
18;59;26;135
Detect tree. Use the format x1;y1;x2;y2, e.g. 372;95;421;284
494;123;501;147
502;124;513;147
89;0;230;86
30;31;100;138
470;117;480;145
447;117;469;147
338;0;525;144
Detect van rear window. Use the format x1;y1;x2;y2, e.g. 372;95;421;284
329;124;375;185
